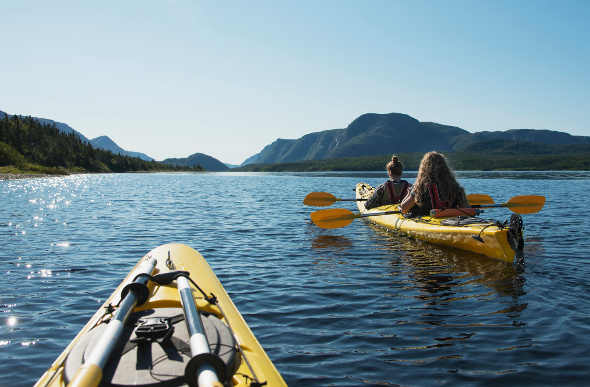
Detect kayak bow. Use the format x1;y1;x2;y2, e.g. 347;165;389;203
36;244;286;387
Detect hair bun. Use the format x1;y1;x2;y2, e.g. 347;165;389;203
392;155;398;162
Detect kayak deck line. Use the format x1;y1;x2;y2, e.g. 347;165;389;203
35;243;286;387
356;183;523;262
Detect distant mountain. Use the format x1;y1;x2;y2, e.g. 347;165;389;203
90;136;153;161
420;122;470;146
243;113;456;165
242;112;590;165
161;153;229;172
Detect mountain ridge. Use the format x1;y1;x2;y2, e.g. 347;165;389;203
89;135;153;161
4;109;588;169
242;112;589;165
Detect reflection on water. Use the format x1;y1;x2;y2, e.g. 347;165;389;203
300;216;535;384
311;234;354;251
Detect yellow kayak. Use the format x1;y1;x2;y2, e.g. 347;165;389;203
356;183;523;262
35;243;286;387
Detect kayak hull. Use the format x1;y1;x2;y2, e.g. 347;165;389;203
356;183;519;262
35;243;286;387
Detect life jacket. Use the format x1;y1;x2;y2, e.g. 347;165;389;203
427;183;478;217
427;183;448;209
386;180;410;204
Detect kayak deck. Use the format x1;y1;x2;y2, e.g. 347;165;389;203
35;243;286;387
356;183;521;262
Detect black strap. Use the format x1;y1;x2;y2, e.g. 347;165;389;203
121;314;187;355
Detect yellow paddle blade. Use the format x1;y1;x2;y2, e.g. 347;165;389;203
505;195;546;214
467;194;495;205
303;192;338;206
310;208;359;229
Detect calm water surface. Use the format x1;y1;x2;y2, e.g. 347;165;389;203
2;171;590;386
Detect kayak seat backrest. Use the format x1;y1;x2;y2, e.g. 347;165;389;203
63;307;238;386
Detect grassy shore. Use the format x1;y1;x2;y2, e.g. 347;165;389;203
0;165;71;180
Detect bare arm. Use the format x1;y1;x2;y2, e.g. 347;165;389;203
400;193;415;214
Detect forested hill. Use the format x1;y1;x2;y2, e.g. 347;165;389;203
0;114;201;174
0;109;90;142
243;112;590;165
161;153;229;172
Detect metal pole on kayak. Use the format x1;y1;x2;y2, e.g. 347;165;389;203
67;257;157;387
177;276;226;387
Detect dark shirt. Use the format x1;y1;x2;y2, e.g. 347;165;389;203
365;180;410;210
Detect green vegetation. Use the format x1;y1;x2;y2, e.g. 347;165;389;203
0;114;203;174
233;151;590;172
460;139;590;154
3;112;587;175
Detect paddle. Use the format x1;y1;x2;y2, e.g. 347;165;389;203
311;195;545;229
310;208;402;229
307;192;497;207
304;192;365;207
177;275;226;387
467;194;495;205
67;257;158;387
469;195;545;214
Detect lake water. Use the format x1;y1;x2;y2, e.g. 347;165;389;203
2;171;590;386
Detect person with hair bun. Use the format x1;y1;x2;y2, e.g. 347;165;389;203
400;151;470;216
364;155;411;210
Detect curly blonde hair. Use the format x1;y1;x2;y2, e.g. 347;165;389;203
386;155;403;176
413;151;466;206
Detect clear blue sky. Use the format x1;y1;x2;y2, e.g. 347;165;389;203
2;0;589;165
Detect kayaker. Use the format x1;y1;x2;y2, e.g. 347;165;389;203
400;151;470;216
365;155;411;209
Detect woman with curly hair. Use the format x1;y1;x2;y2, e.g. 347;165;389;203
400;151;470;216
365;155;411;210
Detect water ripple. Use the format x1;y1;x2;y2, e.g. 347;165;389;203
1;172;590;386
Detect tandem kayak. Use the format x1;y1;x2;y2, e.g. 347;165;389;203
35;243;286;387
356;183;524;262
